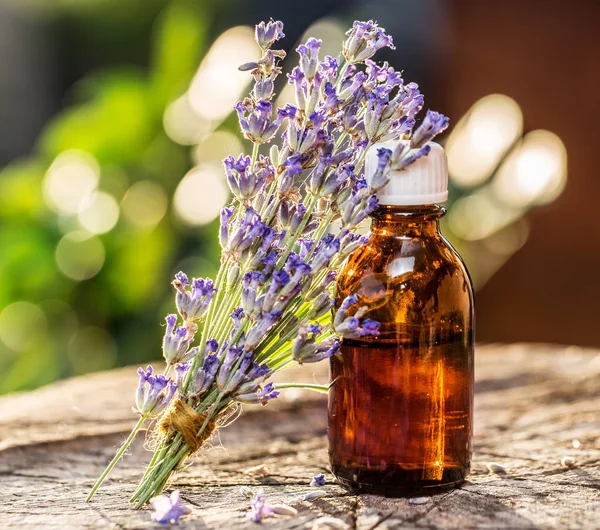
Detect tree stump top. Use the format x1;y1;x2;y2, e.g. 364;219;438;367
1;343;599;529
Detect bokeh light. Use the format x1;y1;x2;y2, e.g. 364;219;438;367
192;130;244;166
163;93;214;146
448;189;523;241
77;191;120;234
188;26;256;122
173;165;229;226
121;181;168;230
0;301;47;352
492;130;567;207
447;94;523;188
55;231;105;281
43;150;100;214
68;326;117;374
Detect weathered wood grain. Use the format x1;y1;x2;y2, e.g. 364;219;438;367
1;343;599;529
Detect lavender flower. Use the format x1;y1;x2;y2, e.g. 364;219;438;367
224;154;274;200
235;100;289;144
174;362;191;388
135;366;177;417
149;490;191;525
411;110;450;148
216;345;244;390
335;316;381;339
191;353;219;398
172;273;216;322
297;38;321;80
222;351;254;393
343;20;395;64
219;207;234;249
242;271;264;317
394;145;432;170
248;488;298;522
255;20;285;50
162;315;197;365
308;292;335;318
224;207;268;259
293;330;340;364
367;147;392;190
245;310;282;349
236;382;279;405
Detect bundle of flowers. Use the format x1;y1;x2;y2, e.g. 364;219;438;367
87;18;449;509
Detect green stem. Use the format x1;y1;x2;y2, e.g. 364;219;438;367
87;415;147;502
250;142;260;170
275;382;332;393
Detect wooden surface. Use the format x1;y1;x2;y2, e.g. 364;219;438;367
1;343;599;529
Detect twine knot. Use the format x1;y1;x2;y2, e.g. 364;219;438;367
158;399;217;453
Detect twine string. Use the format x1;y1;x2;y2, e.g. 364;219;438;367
158;399;217;453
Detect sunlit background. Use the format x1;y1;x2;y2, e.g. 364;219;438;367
0;0;596;394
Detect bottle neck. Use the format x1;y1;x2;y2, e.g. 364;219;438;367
370;204;446;237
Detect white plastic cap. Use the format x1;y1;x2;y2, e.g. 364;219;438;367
365;140;448;205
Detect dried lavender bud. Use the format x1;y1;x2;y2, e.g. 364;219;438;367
310;473;326;487
149;490;191;525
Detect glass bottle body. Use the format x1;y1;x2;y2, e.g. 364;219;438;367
329;205;474;495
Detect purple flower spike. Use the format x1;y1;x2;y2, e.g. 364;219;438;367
255;20;285;50
224;154;270;201
174;362;191;388
319;56;338;82
367;147;392;191
334;296;382;339
311;235;341;275
297;37;321;79
162;317;197;365
135;366;177;417
245;310;282;350
343;20;395;63
293;325;340;364
216;345;244;391
396;145;432;170
192;353;220;398
149;490;191;525
172;274;216;322
223;351;254;394
235;99;287;144
237;382;279;405
174;271;189;286
411;110;450;148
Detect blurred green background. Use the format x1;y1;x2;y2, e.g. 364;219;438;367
2;0;595;394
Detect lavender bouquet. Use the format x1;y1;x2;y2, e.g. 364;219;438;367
87;19;448;508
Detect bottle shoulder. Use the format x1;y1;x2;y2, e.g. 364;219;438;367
338;232;472;290
336;232;474;341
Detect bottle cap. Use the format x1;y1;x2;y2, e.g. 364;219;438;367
365;141;448;205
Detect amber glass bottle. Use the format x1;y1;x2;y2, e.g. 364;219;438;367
329;142;474;495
